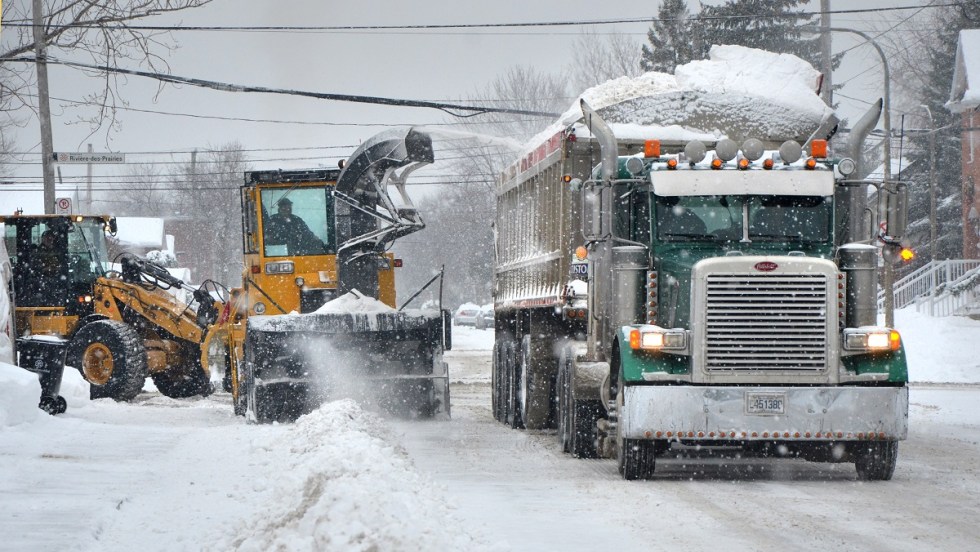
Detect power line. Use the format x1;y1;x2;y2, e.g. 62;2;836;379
2;56;562;118
0;4;962;32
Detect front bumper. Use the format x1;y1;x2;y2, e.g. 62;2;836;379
620;385;908;441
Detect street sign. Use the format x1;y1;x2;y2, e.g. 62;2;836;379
53;152;125;164
55;197;71;214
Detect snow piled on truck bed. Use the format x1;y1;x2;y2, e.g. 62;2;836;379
526;44;834;155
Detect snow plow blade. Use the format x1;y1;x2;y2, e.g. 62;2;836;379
243;309;450;424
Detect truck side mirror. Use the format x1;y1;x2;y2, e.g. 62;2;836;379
880;182;908;239
581;182;600;241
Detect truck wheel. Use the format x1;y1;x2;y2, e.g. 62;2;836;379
502;338;523;429
618;439;657;480
518;335;552;430
616;386;656;480
557;349;599;458
491;340;504;422
67;320;147;402
853;441;898;481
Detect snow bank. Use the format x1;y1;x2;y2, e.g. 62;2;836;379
223;400;487;551
0;362;42;427
893;308;980;384
314;289;397;314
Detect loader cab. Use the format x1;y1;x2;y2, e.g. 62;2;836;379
0;215;114;334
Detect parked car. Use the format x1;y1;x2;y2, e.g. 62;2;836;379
453;303;481;326
475;303;494;330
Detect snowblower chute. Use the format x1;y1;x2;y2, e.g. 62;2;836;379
238;128;450;423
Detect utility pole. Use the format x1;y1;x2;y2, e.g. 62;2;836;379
86;143;93;212
819;0;833;107
32;0;57;214
923;106;938;263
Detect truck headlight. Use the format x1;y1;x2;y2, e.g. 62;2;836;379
843;328;901;352
629;326;687;351
265;261;294;274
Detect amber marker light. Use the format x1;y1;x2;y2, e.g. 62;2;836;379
562;174;572;183
890;330;902;351
666;158;678;170
763;158;774;170
644;139;662;158
711;158;723;170
574;245;588;260
810;139;828;158
805;158;817;170
737;158;750;170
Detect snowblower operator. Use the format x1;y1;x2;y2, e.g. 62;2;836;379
265;197;327;255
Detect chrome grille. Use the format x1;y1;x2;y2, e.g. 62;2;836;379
704;273;829;371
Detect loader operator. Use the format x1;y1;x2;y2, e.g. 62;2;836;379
265;197;327;255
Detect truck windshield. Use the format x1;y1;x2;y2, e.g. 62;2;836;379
260;187;335;257
653;194;832;243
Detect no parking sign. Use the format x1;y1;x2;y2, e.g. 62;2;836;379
55;197;71;214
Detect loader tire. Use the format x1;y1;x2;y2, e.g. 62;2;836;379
67;320;147;402
518;335;552;430
153;370;214;399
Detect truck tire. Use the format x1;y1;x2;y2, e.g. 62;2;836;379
557;349;600;458
67;320;147;402
518;335;552;430
853;441;898;481
502;338;523;429
618;438;657;480
616;385;657;480
491;340;504;422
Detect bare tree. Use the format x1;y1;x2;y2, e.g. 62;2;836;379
569;29;643;94
0;0;214;212
464;65;570;144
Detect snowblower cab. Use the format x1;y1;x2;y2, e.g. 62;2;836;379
233;128;451;423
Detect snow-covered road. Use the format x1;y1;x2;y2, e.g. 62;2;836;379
395;348;980;551
2;324;980;551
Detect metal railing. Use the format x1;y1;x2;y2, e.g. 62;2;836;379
877;260;980;315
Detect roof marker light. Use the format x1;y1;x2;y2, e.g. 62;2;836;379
810;139;828;158
738;158;750;170
805;158;818;170
763;158;774;170
644;140;662;158
711;158;723;170
666;158;678;170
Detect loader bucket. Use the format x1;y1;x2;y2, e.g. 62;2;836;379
243;308;450;423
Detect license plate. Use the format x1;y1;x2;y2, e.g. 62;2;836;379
746;393;786;415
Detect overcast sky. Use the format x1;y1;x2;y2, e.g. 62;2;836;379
0;0;933;212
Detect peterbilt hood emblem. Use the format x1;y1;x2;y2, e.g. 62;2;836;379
754;261;779;272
